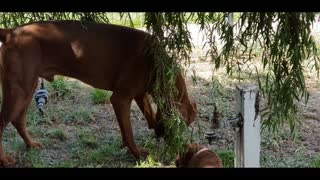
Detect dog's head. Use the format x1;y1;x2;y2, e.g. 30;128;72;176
175;143;203;168
178;95;197;127
187;95;197;126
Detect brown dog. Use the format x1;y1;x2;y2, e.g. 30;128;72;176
176;143;223;168
0;20;197;166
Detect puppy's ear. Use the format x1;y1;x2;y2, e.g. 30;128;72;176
175;145;189;168
188;143;201;153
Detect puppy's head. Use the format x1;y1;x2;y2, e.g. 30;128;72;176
175;143;204;168
175;143;224;168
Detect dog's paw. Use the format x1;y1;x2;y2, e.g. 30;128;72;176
120;141;128;149
137;147;149;158
0;155;16;167
27;141;45;149
130;147;149;159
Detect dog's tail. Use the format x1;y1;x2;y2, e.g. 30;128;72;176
0;28;10;43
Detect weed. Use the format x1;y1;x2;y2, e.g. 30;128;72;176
217;150;234;168
49;76;78;99
90;89;112;104
46;128;67;141
311;156;320;168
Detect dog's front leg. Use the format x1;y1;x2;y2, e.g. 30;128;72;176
134;94;165;138
111;94;149;159
134;94;157;129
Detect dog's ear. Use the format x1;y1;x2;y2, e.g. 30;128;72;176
188;143;202;153
175;144;191;168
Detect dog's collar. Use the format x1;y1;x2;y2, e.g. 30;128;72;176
193;147;209;158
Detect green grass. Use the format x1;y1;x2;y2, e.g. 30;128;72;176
27;105;51;127
23;149;48;168
52;160;78;168
261;152;313;168
90;89;113;104
311;156;320;168
135;156;162;168
49;76;78;99
68;137;133;167
217;150;234;168
64;107;94;124
3;136;26;152
78;130;99;149
46;128;67;141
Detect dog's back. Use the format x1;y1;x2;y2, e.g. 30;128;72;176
1;20;157;93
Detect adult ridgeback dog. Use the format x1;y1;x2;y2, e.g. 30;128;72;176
175;143;223;168
0;20;197;166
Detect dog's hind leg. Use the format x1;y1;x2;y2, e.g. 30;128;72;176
0;45;43;166
11;82;45;150
12;118;44;149
0;116;16;167
111;93;148;159
0;78;42;166
8;78;44;149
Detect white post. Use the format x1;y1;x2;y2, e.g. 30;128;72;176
234;84;261;168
